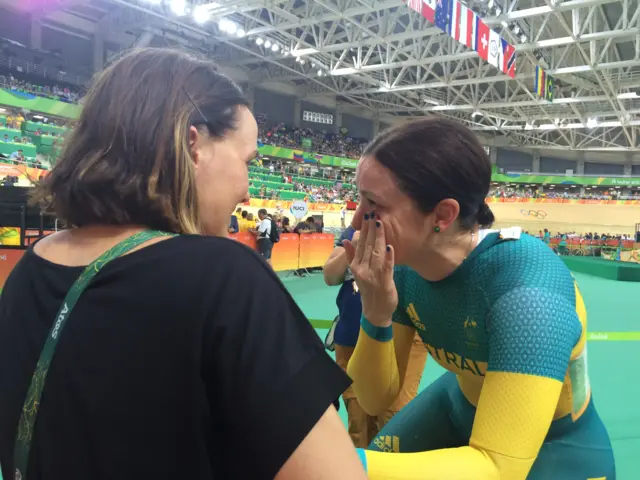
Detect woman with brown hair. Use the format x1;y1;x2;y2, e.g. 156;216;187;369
344;118;614;479
0;48;365;480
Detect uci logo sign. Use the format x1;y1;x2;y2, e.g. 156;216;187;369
290;200;308;219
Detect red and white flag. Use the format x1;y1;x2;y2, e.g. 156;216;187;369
475;17;490;62
459;4;476;49
406;0;422;13
422;0;436;24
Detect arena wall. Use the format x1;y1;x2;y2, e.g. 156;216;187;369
490;202;640;235
240;200;640;234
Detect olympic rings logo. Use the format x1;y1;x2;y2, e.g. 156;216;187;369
520;209;547;219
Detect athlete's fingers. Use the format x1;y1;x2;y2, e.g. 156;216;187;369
353;212;370;265
343;240;356;264
383;244;395;276
369;217;388;269
362;211;377;264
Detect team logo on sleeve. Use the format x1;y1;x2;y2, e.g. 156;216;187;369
406;303;426;331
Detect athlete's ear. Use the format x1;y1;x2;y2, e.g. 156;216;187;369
431;199;460;232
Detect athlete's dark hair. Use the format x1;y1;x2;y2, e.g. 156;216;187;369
363;117;494;229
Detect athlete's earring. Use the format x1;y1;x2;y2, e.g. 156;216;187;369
433;226;441;233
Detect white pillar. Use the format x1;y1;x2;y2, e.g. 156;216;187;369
334;109;343;134
294;99;302;127
93;31;105;73
532;149;540;173
30;16;42;50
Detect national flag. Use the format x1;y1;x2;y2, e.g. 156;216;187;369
501;38;516;78
487;29;501;69
475;17;490;61
534;65;554;102
293;151;304;162
406;0;422;13
422;0;437;23
455;2;474;48
315;153;324;161
464;8;478;49
448;0;460;39
433;0;451;33
545;75;554;102
534;66;546;98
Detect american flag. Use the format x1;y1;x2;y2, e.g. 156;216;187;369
406;0;422;13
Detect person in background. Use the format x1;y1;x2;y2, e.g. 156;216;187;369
233;206;242;223
239;210;251;232
281;216;293;233
324;226;427;448
228;214;239;234
252;208;274;266
10;149;24;163
0;48;366;480
294;216;316;234
13;112;25;130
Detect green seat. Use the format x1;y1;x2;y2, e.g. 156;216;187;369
279;190;307;200
24;121;67;136
0;141;37;158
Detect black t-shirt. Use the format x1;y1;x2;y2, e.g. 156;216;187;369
0;235;350;480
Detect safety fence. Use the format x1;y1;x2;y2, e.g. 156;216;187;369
230;232;334;271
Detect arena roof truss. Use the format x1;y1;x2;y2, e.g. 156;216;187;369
9;0;640;152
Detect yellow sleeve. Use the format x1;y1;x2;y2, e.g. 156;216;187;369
347;322;416;416
362;371;563;480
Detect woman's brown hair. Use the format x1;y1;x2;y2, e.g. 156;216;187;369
363;117;495;229
32;47;248;234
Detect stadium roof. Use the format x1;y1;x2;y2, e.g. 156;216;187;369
6;0;640;153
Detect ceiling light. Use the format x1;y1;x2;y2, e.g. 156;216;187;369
520;34;527;42
192;5;210;24
236;29;246;38
264;40;272;48
586;118;598;128
255;37;264;45
495;7;502;15
168;0;186;16
271;43;279;52
219;18;237;34
317;69;323;76
617;92;639;99
501;20;508;27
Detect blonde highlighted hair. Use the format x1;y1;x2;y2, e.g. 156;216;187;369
33;47;248;234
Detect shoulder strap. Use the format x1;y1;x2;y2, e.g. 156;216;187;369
13;230;174;480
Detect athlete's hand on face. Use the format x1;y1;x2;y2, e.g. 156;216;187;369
343;211;397;327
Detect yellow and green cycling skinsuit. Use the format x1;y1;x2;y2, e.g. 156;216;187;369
348;229;615;480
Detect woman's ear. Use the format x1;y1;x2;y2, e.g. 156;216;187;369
189;125;201;166
432;199;460;232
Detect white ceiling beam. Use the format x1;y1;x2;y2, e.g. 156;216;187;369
246;0;620;36
327;29;639;77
